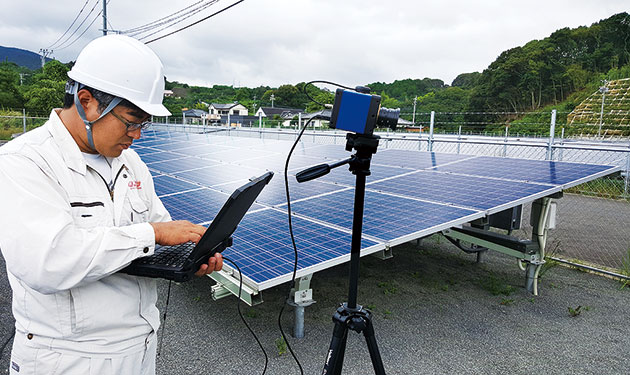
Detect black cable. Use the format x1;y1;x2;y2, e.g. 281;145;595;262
145;0;245;44
222;256;268;375
157;279;173;356
304;80;353;107
0;331;15;357
278;80;356;374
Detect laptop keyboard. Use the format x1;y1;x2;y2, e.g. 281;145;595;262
141;242;196;268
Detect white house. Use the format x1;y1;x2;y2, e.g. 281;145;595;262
208;102;248;121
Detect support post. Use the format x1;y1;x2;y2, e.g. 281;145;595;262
457;125;462;154
286;274;315;338
22;108;26;134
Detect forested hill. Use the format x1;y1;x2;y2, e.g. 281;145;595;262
0;46;50;70
369;12;630;114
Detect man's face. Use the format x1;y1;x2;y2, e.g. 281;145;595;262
91;106;148;157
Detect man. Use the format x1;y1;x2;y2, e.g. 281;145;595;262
0;35;222;374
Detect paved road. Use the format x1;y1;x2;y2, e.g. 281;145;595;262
2;238;629;374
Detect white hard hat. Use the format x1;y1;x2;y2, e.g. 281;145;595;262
68;34;171;117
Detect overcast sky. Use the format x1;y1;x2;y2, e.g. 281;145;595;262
2;0;628;88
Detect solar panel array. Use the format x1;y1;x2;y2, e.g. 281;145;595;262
131;130;619;291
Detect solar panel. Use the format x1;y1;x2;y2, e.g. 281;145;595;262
220;176;348;206
173;164;268;188
153;175;200;196
290;189;481;243
431;156;618;187
224;208;380;288
368;170;556;212
133;132;619;295
159;188;265;223
371;149;473;169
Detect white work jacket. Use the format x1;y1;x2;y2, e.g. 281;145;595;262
0;110;170;355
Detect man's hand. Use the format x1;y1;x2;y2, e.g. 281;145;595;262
194;252;223;277
150;220;223;276
150;220;206;246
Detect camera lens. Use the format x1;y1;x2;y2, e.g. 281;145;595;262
376;107;400;130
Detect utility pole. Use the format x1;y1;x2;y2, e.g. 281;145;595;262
38;49;52;68
252;95;257;113
102;0;108;35
270;94;275;108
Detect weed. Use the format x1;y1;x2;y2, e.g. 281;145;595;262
529;298;535;304
245;309;258;318
193;296;201;302
275;337;287;356
411;271;421;279
480;274;515;296
441;284;449;292
383;310;392;319
568;306;582;317
500;299;514;306
377;281;398;295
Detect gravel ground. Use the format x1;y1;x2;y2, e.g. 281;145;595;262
2;236;629;374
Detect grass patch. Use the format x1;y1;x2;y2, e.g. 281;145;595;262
377;281;399;295
480;274;515;296
564;176;629;201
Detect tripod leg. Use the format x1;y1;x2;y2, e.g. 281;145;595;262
362;319;386;375
323;318;348;375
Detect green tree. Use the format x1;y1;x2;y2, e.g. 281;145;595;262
0;68;25;109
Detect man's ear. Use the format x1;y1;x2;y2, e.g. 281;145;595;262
76;89;100;121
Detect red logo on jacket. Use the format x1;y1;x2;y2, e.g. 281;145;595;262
128;181;142;190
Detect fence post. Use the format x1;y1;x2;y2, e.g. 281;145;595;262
457;125;462;154
428;111;435;152
22;108;27;134
547;109;556;161
557;126;564;161
625;150;630;197
503;126;508;157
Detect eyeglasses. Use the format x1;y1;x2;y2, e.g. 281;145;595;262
110;110;152;131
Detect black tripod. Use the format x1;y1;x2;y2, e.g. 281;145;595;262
296;133;386;375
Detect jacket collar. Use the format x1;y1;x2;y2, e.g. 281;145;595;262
47;109;88;175
47;109;128;176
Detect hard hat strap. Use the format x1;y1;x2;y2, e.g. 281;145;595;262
71;82;122;151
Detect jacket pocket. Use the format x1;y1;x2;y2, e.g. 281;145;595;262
55;289;84;336
127;190;149;224
70;200;106;228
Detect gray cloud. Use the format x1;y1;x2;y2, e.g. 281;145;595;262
2;0;628;87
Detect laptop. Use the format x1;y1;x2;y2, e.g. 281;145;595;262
120;171;273;282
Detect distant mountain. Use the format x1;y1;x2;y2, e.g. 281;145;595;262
0;46;51;70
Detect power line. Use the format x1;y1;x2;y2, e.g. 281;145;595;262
48;0;102;51
137;0;221;41
46;0;94;49
121;0;209;35
54;0;111;52
122;0;221;41
145;0;245;44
